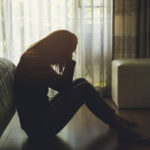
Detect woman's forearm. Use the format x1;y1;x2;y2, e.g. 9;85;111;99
61;59;76;90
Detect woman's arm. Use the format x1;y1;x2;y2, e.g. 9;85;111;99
48;59;76;92
19;54;76;92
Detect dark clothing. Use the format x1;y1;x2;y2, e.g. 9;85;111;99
14;52;76;134
14;53;115;139
32;78;115;139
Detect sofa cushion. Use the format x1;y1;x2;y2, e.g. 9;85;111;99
0;57;16;136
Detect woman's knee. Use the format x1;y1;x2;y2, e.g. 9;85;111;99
72;80;94;95
72;78;87;86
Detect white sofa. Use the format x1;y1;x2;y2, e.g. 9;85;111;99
0;58;16;137
112;59;150;109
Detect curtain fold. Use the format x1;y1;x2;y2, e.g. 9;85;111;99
113;0;150;59
0;0;113;96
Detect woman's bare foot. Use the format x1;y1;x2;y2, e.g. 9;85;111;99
116;115;138;128
110;114;150;144
117;127;150;144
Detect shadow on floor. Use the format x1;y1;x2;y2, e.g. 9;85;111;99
22;129;120;150
22;136;72;150
82;129;118;150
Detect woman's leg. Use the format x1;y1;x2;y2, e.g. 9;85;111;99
48;78;86;105
42;78;115;137
37;78;148;143
72;79;137;127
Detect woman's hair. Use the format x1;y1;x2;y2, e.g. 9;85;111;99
29;30;78;73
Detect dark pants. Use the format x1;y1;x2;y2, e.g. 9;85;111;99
29;78;115;139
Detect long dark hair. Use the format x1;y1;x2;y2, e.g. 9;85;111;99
28;30;78;73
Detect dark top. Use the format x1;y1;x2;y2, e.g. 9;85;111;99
14;52;76;134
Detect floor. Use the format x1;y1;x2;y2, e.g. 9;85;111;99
0;99;150;150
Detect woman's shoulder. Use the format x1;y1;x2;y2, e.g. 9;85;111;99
22;49;39;59
16;50;41;71
20;50;40;63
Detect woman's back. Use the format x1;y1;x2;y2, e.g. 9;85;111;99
14;51;50;134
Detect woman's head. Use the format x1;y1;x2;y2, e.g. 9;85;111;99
29;30;78;72
49;30;78;57
34;30;78;64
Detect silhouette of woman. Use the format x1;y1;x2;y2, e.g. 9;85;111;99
14;30;148;143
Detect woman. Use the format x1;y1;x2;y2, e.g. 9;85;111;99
14;30;147;143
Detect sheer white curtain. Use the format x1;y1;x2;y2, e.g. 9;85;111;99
0;0;113;96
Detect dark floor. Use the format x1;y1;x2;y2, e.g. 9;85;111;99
0;99;150;150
